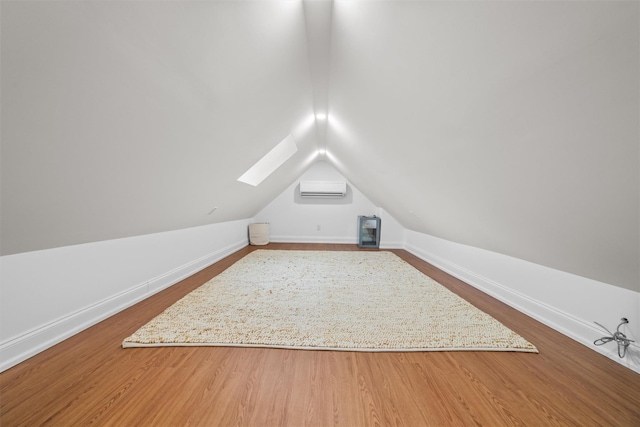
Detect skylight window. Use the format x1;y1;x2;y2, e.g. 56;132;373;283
237;135;298;186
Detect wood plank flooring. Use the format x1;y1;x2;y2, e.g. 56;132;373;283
1;243;639;426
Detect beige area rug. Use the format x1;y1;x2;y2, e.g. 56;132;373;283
123;250;537;353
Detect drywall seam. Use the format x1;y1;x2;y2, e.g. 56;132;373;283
405;237;640;374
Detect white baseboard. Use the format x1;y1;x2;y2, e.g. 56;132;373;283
380;241;405;249
3;224;637;378
405;241;640;374
0;280;149;373
268;236;405;249
269;235;357;244
145;240;246;294
0;239;247;373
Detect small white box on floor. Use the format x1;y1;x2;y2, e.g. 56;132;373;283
249;223;270;245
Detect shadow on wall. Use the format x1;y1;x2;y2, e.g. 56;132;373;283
293;183;353;205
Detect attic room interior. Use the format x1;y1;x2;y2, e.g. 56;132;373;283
1;0;639;425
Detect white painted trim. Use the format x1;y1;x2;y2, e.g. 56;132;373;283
145;241;246;294
3;220;637;378
379;241;405;249
0;221;248;372
0;239;246;372
0;281;149;373
269;235;357;244
405;232;640;374
268;236;404;249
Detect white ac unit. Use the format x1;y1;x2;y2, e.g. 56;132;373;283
299;181;347;198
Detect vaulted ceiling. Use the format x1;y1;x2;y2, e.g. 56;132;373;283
1;1;638;292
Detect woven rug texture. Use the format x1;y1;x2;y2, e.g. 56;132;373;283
123;250;537;353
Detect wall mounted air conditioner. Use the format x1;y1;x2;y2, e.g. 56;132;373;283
299;181;347;198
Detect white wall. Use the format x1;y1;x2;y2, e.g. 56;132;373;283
2;208;637;375
405;230;640;374
1;1;319;256
326;1;639;293
253;161;404;247
374;207;405;249
0;219;251;372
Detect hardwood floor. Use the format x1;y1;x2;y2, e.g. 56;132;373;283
1;243;639;426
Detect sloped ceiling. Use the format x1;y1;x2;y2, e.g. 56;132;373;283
1;0;320;254
1;1;638;292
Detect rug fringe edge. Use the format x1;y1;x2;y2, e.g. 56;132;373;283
122;341;538;353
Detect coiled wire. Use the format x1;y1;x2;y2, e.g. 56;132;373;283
594;318;635;358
